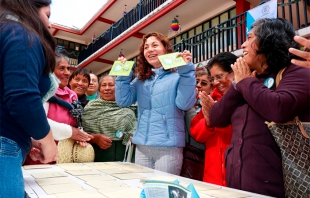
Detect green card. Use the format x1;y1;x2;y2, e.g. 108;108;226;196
158;52;187;70
109;61;135;76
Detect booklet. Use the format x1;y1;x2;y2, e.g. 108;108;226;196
142;180;192;198
158;52;187;70
109;61;135;76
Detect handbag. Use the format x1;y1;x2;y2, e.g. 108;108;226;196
266;68;310;197
57;138;95;163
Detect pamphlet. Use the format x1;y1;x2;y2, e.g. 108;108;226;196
158;52;187;70
109;61;135;76
142;180;192;198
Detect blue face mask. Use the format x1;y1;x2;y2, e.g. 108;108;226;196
42;73;60;102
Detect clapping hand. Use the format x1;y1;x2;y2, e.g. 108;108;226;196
231;57;252;83
199;91;215;127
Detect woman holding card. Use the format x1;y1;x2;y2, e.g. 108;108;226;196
115;32;196;175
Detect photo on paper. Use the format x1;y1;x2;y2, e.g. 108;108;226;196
169;186;188;198
143;180;191;198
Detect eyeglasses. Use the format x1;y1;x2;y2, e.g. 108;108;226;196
210;70;232;83
196;80;210;87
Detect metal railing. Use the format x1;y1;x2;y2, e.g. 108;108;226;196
78;0;309;65
173;0;309;63
173;13;246;63
78;0;167;63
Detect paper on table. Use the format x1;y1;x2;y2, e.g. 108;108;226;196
104;162;128;166
77;175;115;182
86;180;128;189
31;172;68;179
84;164;116;170
40;183;86;194
200;189;253;198
55;190;106;198
142;175;178;183
98;187;141;198
111;173;146;180
98;168;130;174
35;177;75;186
57;163;92;170
119;165;153;173
66;170;100;176
23;165;52;170
83;162;107;166
180;181;221;191
127;169;154;173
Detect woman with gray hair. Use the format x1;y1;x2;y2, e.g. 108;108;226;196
24;53;93;165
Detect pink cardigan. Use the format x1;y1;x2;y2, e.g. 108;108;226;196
47;86;77;126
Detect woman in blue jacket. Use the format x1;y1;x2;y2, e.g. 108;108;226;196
116;32;196;175
0;0;58;197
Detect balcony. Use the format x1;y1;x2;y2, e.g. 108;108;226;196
78;0;310;68
174;0;310;63
78;0;168;64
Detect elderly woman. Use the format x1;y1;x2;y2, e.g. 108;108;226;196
116;32;196;175
24;54;93;165
190;52;237;186
209;18;310;197
82;75;137;162
181;64;213;181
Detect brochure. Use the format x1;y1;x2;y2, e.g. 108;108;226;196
109;61;135;76
158;52;187;70
142;180;192;198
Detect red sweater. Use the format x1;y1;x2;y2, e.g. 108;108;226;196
190;88;232;186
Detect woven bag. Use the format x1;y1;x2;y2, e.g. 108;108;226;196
57;138;95;164
266;68;310;197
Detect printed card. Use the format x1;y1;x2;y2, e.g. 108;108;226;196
109;61;135;76
158;52;186;70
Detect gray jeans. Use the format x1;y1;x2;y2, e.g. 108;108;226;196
135;145;183;175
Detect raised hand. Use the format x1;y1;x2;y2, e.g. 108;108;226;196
231;57;252;83
289;36;310;69
177;50;192;64
199;91;215;127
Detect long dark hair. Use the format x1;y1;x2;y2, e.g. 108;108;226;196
136;32;173;82
251;18;301;72
0;0;56;74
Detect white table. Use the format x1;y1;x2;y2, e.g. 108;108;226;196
23;162;272;198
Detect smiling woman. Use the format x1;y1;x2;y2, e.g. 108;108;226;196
210;18;310;197
68;68;90;107
115;32;196;175
82;75;137;162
